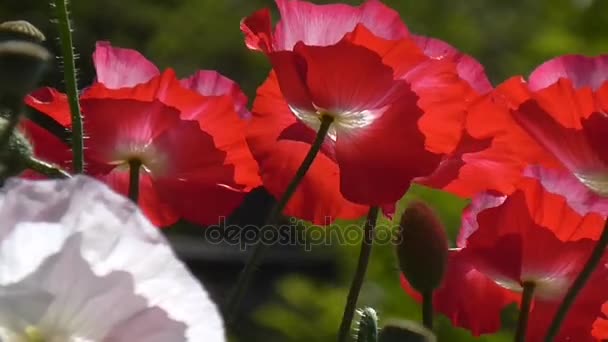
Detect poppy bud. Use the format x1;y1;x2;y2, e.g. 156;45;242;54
378;320;436;342
395;201;448;294
0;20;46;43
0;21;50;99
355;307;379;342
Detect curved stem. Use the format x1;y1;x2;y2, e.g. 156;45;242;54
544;220;608;342
128;159;141;203
52;0;84;173
422;290;434;330
337;206;380;342
25;157;71;178
515;282;535;342
224;115;334;323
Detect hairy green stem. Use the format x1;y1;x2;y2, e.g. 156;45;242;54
543;219;608;341
25;157;71;178
515;282;535;342
52;0;83;173
337;206;380;342
224;115;334;324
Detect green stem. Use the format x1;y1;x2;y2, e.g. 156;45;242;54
25;156;71;178
52;0;83;173
543;219;608;342
224;115;334;323
128;159;141;203
337;206;380;342
515;282;535;342
422;290;434;330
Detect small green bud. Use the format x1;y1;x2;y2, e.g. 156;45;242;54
0;20;46;43
395;201;448;294
378;320;436;342
355;307;379;342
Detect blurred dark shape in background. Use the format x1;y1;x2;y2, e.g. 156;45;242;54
2;0;607;341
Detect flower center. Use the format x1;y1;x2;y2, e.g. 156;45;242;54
574;171;608;197
110;143;168;176
288;104;380;141
493;276;570;301
24;326;44;342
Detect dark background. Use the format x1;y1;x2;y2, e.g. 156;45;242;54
2;0;608;340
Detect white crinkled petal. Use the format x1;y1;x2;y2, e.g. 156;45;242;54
0;176;226;341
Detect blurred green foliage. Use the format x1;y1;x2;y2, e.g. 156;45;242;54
3;0;608;340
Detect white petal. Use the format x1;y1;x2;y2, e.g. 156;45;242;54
0;176;226;341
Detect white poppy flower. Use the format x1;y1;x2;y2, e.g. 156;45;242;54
0;175;225;341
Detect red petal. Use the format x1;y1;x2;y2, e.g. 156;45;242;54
92;41;160;89
19;120;73;172
180;70;250;119
25;88;72;126
155;180;247;226
528;259;608;342
241;8;274;52
528;54;608;91
592;302;608;340
581;112;608;166
458;80;564;190
99;170;179;227
247;72;367;224
511;86;604;175
273;0;408;51
420;134;525;197
333;86;442;205
406;58;479;154
295;40;400;112
164;78;262;191
151;119;232;183
401;250;518;336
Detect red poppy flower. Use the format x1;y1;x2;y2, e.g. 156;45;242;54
242;0;483;223
461;55;608;198
402;166;608;341
24;42;261;227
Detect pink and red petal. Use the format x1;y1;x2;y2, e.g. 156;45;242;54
412;35;492;94
92;41;160;89
80;97;181;164
528;54;608;92
458;170;605;246
272;0;408;51
180;70;250;119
